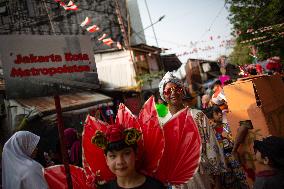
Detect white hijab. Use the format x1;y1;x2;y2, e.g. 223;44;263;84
2;131;48;189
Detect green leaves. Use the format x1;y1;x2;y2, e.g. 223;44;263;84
135;71;164;87
226;0;284;64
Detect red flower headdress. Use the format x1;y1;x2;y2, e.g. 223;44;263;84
44;96;201;188
91;124;142;150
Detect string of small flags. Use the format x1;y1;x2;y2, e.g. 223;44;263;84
235;22;284;36
240;36;267;44
181;35;232;48
176;38;235;57
54;0;122;49
240;30;284;44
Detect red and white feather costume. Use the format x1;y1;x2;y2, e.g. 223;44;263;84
44;96;201;188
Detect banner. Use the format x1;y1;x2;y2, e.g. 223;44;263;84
0;35;99;98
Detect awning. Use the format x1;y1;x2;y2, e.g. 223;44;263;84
16;92;113;116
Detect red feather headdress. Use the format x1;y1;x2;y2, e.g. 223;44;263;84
44;96;201;188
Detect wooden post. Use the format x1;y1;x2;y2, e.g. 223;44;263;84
54;94;73;189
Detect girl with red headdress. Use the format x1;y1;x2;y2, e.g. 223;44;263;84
92;124;165;189
44;97;202;189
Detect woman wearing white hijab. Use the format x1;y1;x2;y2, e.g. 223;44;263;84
2;131;48;189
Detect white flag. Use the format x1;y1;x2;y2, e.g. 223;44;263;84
80;17;90;27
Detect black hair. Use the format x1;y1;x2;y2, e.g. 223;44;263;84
224;79;233;85
254;136;284;170
212;80;222;89
203;105;222;119
249;68;257;75
203;108;213;119
182;89;194;100
212;105;222;113
104;140;137;155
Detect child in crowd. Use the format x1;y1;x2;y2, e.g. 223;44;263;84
93;125;166;189
253;136;284;189
204;106;249;189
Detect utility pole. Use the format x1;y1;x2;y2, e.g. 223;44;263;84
114;0;138;73
144;0;159;47
114;0;130;49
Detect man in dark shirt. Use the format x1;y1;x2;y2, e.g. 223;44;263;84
253;136;284;189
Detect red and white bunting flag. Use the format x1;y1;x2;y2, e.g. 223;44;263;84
80;17;90;27
98;34;107;41
59;1;66;6
67;0;74;6
116;41;122;49
102;38;114;46
63;1;78;11
86;25;100;33
140;55;145;61
135;55;140;62
64;5;78;11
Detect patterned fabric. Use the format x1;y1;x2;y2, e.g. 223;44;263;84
173;171;212;189
221;153;249;189
211;123;249;189
190;109;227;176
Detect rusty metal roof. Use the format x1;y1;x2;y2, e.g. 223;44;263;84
16;92;112;115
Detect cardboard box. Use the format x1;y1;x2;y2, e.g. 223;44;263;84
224;75;284;185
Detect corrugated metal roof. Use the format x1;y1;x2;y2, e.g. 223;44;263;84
131;44;161;52
16;92;112;115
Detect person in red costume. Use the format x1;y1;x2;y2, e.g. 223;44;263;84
44;98;202;189
64;128;82;166
158;72;226;189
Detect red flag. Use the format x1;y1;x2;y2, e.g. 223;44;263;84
102;38;114;46
62;1;78;11
86;25;100;33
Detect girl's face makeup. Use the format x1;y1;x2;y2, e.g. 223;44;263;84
106;147;136;177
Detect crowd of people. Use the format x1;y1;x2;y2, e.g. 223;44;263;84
1;71;284;189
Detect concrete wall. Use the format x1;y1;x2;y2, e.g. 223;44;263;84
126;0;146;45
0;0;129;52
95;50;137;89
